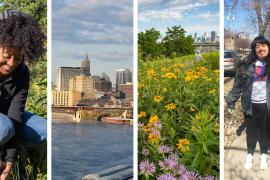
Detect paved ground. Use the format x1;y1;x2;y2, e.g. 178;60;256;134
225;131;270;180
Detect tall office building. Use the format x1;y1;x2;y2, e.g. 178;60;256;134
57;67;84;91
211;31;216;42
194;32;197;43
81;51;91;76
69;75;95;99
204;32;208;42
116;69;132;90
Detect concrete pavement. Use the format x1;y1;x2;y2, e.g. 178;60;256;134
225;128;270;180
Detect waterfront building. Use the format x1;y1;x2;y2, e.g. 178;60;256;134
118;83;133;100
116;68;132;91
56;51;91;91
57;67;84;91
52;91;69;106
69;75;96;99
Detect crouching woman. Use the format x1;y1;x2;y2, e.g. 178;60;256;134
0;10;47;179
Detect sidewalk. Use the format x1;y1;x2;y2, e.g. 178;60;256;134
225;130;270;180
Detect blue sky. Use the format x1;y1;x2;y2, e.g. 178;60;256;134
224;0;253;34
139;0;219;37
224;0;261;36
52;0;133;84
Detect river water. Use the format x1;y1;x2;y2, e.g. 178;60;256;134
52;121;133;179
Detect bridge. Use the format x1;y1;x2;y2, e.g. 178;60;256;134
194;43;219;52
52;106;133;123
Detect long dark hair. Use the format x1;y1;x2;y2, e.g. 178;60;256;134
245;36;270;65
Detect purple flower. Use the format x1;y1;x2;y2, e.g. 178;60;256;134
159;145;172;154
174;164;187;176
157;173;177;180
139;159;156;176
181;171;202;180
159;155;178;170
168;153;178;162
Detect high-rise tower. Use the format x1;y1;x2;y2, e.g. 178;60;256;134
81;51;91;76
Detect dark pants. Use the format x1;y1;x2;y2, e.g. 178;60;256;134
246;103;269;154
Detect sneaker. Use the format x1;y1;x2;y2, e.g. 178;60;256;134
245;154;253;170
260;154;268;170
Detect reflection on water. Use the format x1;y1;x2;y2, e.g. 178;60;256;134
52;121;133;180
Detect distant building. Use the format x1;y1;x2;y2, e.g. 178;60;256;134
116;69;132;90
95;78;112;92
204;32;208;42
194;32;197;43
51;91;69;106
69;75;96;99
211;31;216;42
57;67;84;91
81;51;91;76
56;51;92;91
118;83;133;100
101;72;110;82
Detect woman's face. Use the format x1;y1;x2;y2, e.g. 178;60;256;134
0;47;22;76
255;43;269;60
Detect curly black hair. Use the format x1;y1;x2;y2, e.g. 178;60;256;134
0;13;46;64
245;35;270;65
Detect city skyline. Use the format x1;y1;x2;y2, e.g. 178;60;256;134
139;0;219;36
52;0;133;84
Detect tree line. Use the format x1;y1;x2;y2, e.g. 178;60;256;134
138;25;196;61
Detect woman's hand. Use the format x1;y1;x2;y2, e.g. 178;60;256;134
0;162;13;180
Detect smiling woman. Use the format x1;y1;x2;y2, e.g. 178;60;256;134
0;7;47;180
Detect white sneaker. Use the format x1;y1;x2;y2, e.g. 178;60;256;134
245;154;253;170
260;154;268;170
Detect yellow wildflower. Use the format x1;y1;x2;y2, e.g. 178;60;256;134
177;138;191;153
161;67;169;72
138;111;147;118
154;96;164;103
197;66;208;72
214;70;220;74
165;103;176;111
184;76;192;82
162;72;177;79
149;115;159;124
148;133;160;144
209;89;216;94
147;69;155;79
138;83;144;89
173;63;184;68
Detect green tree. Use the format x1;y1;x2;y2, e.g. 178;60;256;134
138;28;162;60
0;0;47;30
162;26;195;57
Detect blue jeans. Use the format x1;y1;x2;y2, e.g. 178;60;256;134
0;112;47;146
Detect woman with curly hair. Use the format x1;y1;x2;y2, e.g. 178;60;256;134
226;36;270;170
0;9;46;179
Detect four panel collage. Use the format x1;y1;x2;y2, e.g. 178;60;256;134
0;0;269;179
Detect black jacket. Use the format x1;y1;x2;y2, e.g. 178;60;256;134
0;63;29;162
